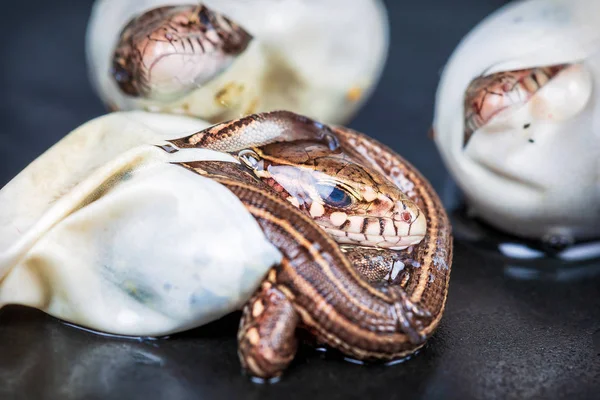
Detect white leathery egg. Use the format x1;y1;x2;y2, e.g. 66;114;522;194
433;0;600;242
0;111;282;337
530;64;593;122
86;0;389;125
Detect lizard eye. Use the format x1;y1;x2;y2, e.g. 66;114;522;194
238;149;261;170
315;183;353;208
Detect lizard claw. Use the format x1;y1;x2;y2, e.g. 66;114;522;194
386;286;432;344
402;294;431;319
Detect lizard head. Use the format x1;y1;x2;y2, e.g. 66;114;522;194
238;140;426;250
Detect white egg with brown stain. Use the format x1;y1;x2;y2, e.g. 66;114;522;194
86;0;389;125
433;0;600;242
0;111;281;337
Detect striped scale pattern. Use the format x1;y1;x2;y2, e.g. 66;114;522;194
111;4;252;98
177;119;453;379
463;64;569;146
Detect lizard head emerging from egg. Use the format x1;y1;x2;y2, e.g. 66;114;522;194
238;141;426;250
433;0;600;242
111;4;252;100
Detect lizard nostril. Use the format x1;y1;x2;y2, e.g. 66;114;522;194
401;211;412;223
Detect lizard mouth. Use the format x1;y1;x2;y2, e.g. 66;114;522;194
322;212;427;250
324;228;425;250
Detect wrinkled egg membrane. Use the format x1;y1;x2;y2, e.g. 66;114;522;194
433;0;600;241
85;0;388;125
0;111;282;336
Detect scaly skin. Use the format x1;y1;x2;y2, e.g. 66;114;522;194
111;4;252;100
239;141;426;250
163;111;453;379
463;64;571;146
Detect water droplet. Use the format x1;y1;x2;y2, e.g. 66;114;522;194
499;243;545;260
384;354;413;366
343;357;365;365
60;321;168;341
249;375;281;385
451;205;600;282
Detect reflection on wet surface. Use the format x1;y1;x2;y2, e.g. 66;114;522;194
450;205;600;283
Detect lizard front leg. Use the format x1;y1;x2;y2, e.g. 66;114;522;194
238;276;300;380
342;246;422;285
322;246;432;346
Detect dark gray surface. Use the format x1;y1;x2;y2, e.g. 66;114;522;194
0;1;599;399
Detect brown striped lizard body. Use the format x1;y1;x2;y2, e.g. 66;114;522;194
164;111;453;379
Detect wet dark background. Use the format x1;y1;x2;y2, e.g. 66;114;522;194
0;0;599;399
